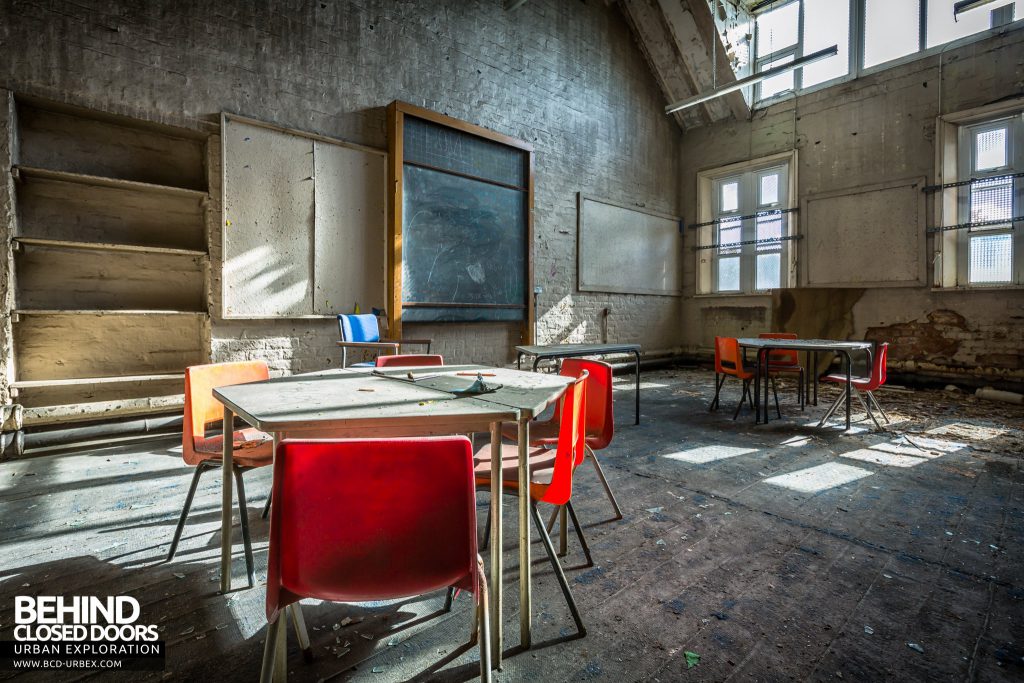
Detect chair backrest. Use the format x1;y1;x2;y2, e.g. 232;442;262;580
714;336;747;376
337;314;380;343
375;354;444;368
865;342;888;390
183;361;269;465
552;359;614;450
539;371;588;507
758;332;799;366
266;437;478;622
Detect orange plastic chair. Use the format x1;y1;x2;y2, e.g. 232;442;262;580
474;372;589;636
374;353;444;367
260;437;491;682
710;336;777;420
759;332;805;411
167;361;273;587
820;342;890;430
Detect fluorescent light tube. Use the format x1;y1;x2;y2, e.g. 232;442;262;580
664;45;839;115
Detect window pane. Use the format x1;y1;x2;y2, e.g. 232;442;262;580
969;234;1012;283
719;218;742;253
718;257;741;291
975;127;1008;170
757;253;782;290
970;178;1013;227
759;53;795;99
720;181;739;212
864;0;920;68
756;216;783;245
756;2;800;58
927;0;996;48
760;173;780;206
802;0;851;87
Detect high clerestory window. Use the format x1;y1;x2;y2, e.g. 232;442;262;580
751;0;1021;106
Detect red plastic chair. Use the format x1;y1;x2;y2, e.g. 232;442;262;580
474;372;589;636
759;332;805;411
167;361;272;587
820;343;890;429
710;337;777;420
260;437;491;682
501;359;621;521
374;353;444;367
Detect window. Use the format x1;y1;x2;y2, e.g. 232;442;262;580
748;0;1020;107
934;104;1024;288
697;153;796;295
958;117;1022;284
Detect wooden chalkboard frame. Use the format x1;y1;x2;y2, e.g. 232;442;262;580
386;101;534;342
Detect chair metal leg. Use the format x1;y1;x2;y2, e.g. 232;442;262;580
259;617;283;683
587;446;623;520
709;373;726;411
167;464;207;562
545;505;560;535
530;501;586;636
770;376;781;419
480;504;491;551
476;557;493;681
867;391;891;423
817;391;847;426
261;491;272;519
732;380;751;420
233;467;255;588
288;603;314;663
855;389;885;431
444;586;456;613
558;505;568;557
565;501;593;568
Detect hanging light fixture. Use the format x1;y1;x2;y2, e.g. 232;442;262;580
664;45;838;115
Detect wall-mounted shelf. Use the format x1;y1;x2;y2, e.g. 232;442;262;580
13;236;207;257
12;309;209;318
12;165;207;200
11;373;185;390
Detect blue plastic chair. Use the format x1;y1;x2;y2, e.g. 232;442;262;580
336;313;432;367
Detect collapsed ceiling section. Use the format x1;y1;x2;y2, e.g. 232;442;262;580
618;0;754;130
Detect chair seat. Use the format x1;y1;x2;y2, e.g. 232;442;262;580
194;428;274;467
499;420;558;445
473;442;556;499
767;363;803;374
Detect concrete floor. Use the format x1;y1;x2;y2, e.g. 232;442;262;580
1;367;1022;682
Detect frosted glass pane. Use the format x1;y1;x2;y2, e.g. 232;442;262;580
864;0;920;68
969;234;1012;283
760;173;779;205
970;178;1012;226
975;127;1008;170
927;0;996;48
757;253;781;290
720;181;739;212
718;257;741;291
719;217;742;253
756;216;783;247
802;0;850;87
756;2;800;58
759;54;794;99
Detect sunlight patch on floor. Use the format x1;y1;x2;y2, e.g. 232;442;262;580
763;462;873;493
662;445;758;464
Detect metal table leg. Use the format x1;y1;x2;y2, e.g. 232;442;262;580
488;422;502;666
517;352;523;370
220;406;234;594
841;351;853;430
633;350;641;425
763;348;771;424
518;417;532;649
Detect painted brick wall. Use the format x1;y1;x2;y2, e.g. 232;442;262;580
0;0;684;384
677;28;1024;385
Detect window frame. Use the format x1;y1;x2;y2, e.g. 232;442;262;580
933;99;1024;289
749;0;1021;109
696;151;799;296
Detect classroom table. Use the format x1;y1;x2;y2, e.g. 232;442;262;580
737;338;874;430
515;343;642;424
213;365;573;665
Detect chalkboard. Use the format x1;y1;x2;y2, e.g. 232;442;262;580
397;111;530;323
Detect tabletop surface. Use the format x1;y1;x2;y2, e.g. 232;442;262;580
214;365;570;432
737;338;873;351
515;343;642;355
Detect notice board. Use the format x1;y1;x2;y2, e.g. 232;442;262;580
222;114;387;318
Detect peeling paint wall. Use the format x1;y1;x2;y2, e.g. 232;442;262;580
679;28;1024;384
0;0;683;378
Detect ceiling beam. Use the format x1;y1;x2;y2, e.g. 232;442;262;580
681;0;749;121
656;0;731;122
